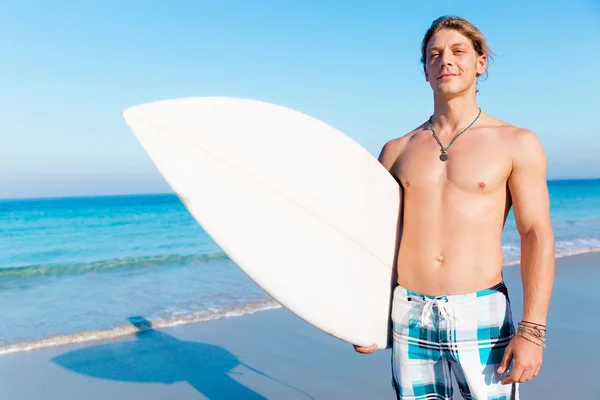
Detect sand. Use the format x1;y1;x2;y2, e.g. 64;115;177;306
1;252;599;399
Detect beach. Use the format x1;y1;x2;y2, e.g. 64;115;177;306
1;252;599;400
2;1;599;398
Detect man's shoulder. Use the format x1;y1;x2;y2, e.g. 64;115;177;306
382;123;428;152
484;115;538;140
378;125;425;169
484;116;545;166
380;135;408;154
484;116;542;149
509;128;546;168
503;127;543;155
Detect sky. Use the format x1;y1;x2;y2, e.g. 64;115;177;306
1;0;599;199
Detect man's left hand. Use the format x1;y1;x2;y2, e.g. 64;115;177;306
497;334;543;384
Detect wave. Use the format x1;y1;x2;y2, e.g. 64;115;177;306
552;219;600;227
0;252;229;279
1;247;600;355
0;299;282;356
503;246;600;266
4;238;600;279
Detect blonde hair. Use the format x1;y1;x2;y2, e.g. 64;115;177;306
421;16;494;79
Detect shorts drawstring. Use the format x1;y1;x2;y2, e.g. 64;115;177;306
410;296;457;328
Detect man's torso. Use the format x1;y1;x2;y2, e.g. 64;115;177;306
388;114;517;296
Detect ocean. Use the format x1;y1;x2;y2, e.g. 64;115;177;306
1;178;599;354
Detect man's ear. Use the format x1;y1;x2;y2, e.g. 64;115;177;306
476;54;487;77
424;65;429;82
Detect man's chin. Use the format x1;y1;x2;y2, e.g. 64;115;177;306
434;89;460;97
432;85;468;98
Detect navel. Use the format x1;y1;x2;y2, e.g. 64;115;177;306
435;255;444;263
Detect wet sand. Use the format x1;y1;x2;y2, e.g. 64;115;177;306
0;252;598;399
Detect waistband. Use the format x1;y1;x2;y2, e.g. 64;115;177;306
394;281;508;303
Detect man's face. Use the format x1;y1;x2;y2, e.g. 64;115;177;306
423;29;486;98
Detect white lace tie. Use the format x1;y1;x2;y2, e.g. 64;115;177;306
420;298;454;328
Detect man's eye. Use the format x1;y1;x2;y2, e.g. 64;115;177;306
430;53;439;58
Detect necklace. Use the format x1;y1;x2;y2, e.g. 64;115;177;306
428;108;482;161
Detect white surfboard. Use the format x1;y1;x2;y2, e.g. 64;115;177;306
122;97;400;349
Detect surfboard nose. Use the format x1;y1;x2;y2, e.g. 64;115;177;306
122;102;153;123
121;106;136;122
121;100;173;136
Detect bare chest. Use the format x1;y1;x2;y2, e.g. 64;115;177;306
392;130;512;193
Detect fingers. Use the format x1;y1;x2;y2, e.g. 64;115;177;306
499;336;544;384
354;346;373;354
355;344;377;354
502;364;541;384
502;364;524;385
497;346;513;375
521;369;535;382
353;343;378;354
521;365;542;382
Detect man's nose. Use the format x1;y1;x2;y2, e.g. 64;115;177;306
439;49;453;67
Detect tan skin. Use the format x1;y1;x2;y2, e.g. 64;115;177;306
353;29;555;386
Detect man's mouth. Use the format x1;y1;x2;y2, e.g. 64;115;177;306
438;73;457;79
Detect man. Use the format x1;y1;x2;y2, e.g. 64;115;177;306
354;16;555;400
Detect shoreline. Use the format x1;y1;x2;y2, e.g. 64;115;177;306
0;252;599;399
1;251;598;357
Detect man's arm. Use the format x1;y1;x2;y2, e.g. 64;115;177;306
499;128;555;384
353;137;405;355
508;129;555;326
378;139;405;288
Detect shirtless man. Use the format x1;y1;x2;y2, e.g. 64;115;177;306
354;16;555;399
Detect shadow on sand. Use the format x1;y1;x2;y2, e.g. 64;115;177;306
51;316;313;400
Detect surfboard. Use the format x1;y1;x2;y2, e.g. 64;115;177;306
122;97;400;349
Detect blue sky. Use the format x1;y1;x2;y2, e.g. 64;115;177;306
1;0;599;199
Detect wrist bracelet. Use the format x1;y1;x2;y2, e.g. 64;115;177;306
516;330;546;348
518;325;546;340
520;320;546;329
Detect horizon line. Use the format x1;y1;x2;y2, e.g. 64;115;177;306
1;176;599;202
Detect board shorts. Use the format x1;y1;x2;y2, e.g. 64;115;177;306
391;281;519;400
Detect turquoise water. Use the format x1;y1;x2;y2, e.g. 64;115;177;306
0;179;599;352
502;179;600;262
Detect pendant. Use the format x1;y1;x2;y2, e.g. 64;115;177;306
439;153;448;161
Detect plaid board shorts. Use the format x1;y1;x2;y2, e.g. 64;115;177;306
391;282;519;400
